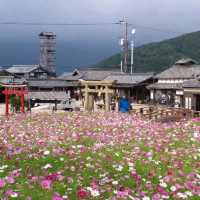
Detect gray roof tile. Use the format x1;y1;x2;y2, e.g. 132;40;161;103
104;73;154;85
29;91;69;100
28;79;78;88
6;65;40;74
156;58;200;79
59;69;124;81
147;82;183;90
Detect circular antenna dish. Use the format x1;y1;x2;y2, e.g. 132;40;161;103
131;29;136;34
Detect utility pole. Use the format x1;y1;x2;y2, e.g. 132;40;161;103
119;17;129;73
131;40;134;74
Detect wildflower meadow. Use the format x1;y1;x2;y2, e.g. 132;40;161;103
0;112;199;200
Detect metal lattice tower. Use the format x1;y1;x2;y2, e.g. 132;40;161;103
39;32;56;73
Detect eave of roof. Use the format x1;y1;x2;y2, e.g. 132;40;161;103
183;79;200;88
147;82;183;90
29;91;69;101
6;65;40;74
28;79;79;88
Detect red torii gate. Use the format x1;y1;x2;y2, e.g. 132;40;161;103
2;84;28;115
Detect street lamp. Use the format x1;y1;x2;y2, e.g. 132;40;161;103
131;29;136;74
119;38;124;73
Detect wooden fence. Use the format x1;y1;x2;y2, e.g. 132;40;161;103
131;106;200;122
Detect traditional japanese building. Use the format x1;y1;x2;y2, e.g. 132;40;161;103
6;65;54;79
182;78;200;111
147;58;200;107
28;79;79;102
59;69;154;111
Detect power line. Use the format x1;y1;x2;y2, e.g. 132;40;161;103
0;21;184;35
0;22;118;26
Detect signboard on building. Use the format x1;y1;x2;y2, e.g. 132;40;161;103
176;90;183;95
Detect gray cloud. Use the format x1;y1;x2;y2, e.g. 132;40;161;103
0;0;200;42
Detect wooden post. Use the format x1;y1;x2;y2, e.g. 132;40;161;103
20;95;24;113
84;84;89;111
105;86;110;112
5;89;9;116
20;88;25;113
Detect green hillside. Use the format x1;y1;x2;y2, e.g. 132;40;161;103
97;31;200;73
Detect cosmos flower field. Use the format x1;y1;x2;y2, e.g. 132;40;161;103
0;112;199;200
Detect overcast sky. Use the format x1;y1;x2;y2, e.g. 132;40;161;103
0;0;200;69
1;0;200;42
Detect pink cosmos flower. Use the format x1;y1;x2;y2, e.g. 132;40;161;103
52;192;64;200
152;193;161;200
5;189;18;197
31;176;39;182
41;179;52;190
10;169;21;177
77;188;89;199
0;178;6;188
116;187;129;199
156;185;169;196
6;176;15;184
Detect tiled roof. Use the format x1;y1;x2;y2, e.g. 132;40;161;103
147;82;183;90
59;69;124;81
104;73;154;85
28;91;69;101
0;76;27;85
28;79;78;88
156;58;200;79
6;65;40;74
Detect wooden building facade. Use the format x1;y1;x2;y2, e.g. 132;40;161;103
147;58;200;108
59;69;154;111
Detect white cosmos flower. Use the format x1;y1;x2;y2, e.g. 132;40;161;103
185;191;192;197
43;163;52;169
91;189;100;197
193;132;199;138
43;150;50;155
142;196;150;200
170;186;176;192
177;192;188;199
116;165;123;171
10;192;18;198
128;162;134;167
59;157;64;161
196;174;200;179
0;165;8;170
112;180;118;185
162;195;170;199
160;182;167;188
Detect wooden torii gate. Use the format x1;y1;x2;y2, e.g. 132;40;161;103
2;84;28;115
81;80;115;111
